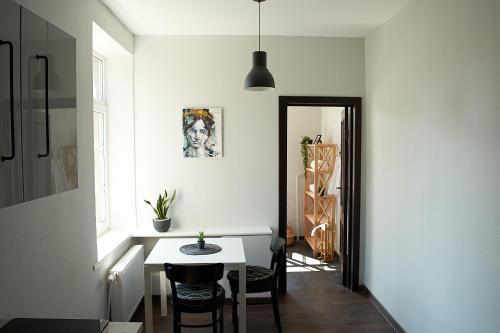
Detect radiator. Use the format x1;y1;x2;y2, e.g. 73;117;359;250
109;245;144;322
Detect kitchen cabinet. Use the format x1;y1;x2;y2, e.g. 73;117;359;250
0;0;22;208
0;0;77;209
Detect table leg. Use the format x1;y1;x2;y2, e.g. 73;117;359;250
238;263;246;333
160;271;168;317
144;266;153;333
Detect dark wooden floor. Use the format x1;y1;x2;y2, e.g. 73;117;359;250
131;240;395;333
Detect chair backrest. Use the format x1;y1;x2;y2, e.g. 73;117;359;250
164;263;224;307
164;263;224;285
269;236;286;285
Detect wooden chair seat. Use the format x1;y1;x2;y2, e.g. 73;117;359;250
227;265;274;293
175;283;225;306
164;263;225;332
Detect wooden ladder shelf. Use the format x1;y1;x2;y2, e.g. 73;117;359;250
303;144;337;262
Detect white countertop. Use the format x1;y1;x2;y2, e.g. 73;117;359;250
103;322;142;333
133;225;272;238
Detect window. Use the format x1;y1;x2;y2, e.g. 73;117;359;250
93;53;109;235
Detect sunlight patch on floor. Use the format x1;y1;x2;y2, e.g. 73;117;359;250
291;252;322;265
319;266;337;271
286;251;338;273
287;266;320;273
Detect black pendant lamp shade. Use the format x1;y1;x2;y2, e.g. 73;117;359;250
245;51;275;91
244;0;275;91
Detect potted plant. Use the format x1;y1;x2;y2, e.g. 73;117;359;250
144;190;176;232
197;231;205;249
300;136;313;175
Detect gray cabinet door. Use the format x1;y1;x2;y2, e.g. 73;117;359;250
0;0;23;209
21;7;77;202
46;22;78;193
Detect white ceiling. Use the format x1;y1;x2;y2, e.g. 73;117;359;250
101;0;411;37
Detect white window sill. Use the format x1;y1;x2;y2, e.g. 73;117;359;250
94;229;132;271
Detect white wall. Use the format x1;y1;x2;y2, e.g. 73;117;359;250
321;107;342;145
321;107;343;253
286;107;322;237
134;36;365;233
364;0;500;332
0;0;133;319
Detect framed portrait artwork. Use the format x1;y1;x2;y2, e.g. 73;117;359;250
182;107;223;158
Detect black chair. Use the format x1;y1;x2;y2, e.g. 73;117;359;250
226;236;286;333
164;263;225;333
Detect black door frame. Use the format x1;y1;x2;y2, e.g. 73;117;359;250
278;96;362;293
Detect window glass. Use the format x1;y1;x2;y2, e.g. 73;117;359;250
93;54;109;233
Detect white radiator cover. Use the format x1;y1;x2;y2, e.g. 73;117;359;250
109;245;144;321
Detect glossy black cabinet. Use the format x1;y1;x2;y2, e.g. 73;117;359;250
0;0;77;209
0;0;22;209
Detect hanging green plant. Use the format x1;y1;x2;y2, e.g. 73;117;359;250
300;136;312;175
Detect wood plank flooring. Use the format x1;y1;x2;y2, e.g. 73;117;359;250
131;240;395;333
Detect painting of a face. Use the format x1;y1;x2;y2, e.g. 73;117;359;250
186;119;208;149
183;108;222;158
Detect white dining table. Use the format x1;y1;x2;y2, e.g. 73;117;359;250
143;237;247;333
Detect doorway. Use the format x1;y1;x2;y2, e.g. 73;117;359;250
278;96;362;293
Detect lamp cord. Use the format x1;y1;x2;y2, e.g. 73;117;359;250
258;1;261;51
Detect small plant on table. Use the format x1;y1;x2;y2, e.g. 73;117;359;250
197;231;205;249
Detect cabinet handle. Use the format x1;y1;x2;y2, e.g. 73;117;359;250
35;55;49;158
0;40;15;162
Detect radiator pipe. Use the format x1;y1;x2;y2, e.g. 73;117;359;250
106;273;117;321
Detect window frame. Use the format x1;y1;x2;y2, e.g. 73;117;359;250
93;52;111;236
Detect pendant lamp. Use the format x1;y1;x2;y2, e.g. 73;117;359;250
244;0;275;91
